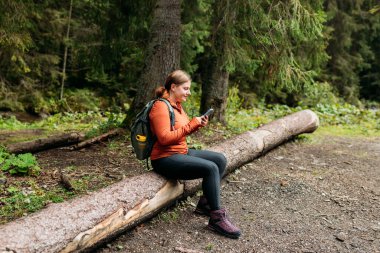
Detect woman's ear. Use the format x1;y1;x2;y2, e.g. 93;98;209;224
170;83;176;91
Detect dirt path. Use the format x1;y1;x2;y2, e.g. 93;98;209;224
96;135;380;253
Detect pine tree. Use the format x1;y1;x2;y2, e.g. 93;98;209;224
197;0;328;119
358;0;380;102
237;0;328;105
323;0;380;103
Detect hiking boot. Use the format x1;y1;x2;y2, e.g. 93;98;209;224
208;208;241;239
194;196;211;216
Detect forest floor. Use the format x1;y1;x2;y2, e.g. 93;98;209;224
1;122;379;252
94;133;380;253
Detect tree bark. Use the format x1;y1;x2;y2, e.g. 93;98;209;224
60;0;73;100
6;132;85;154
123;0;181;127
200;57;229;124
200;0;236;124
0;110;319;253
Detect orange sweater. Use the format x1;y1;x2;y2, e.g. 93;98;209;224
149;99;202;160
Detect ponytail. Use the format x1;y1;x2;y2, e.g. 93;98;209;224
155;86;166;98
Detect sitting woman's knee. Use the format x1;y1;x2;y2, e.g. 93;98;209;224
215;153;227;168
204;162;220;176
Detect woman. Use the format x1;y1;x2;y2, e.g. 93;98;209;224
149;70;241;239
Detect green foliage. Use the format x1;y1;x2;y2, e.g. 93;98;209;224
85;112;124;138
261;0;327;101
156;209;180;223
293;134;312;143
0;115;30;131
204;0;329;106
0;180;69;223
40;111;104;132
205;243;214;251
181;0;212;74
154;197;195;224
298;81;340;107
225;89;379;137
314;103;380;130
0;111;120;134
0;0;378;115
183;81;202;118
64;89;101;112
324;0;380;103
0;149;40;175
1;187;44;218
227;86;244;114
0;0;155;113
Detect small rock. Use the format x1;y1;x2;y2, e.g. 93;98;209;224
160;239;169;247
371;224;380;232
335;232;347;242
280;179;289;187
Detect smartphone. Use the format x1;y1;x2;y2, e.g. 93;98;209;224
203;108;214;117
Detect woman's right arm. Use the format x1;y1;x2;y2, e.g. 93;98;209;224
149;101;201;145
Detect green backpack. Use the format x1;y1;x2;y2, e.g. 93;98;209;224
130;98;175;160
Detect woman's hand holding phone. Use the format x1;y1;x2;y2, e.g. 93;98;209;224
195;108;213;126
196;115;208;126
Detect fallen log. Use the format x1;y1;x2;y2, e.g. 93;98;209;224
6;132;85;154
0;109;319;253
71;128;125;150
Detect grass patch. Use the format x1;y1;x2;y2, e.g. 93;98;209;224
0;111;124;134
225;102;380;138
156;208;180;223
0;180;74;224
152;197;194;224
315;125;380;138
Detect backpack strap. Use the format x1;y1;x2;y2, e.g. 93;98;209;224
158;98;175;130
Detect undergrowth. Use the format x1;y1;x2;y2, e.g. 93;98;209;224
0;147;40;175
224;88;380;138
0;179;75;224
0;111;124;139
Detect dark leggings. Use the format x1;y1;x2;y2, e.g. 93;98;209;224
151;149;227;210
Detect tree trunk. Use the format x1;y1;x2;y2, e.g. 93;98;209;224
60;0;73;100
200;57;229;124
200;0;235;125
72;128;125;150
123;0;181;127
0;110;319;253
6;132;85;154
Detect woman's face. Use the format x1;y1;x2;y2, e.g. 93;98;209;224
171;80;191;103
